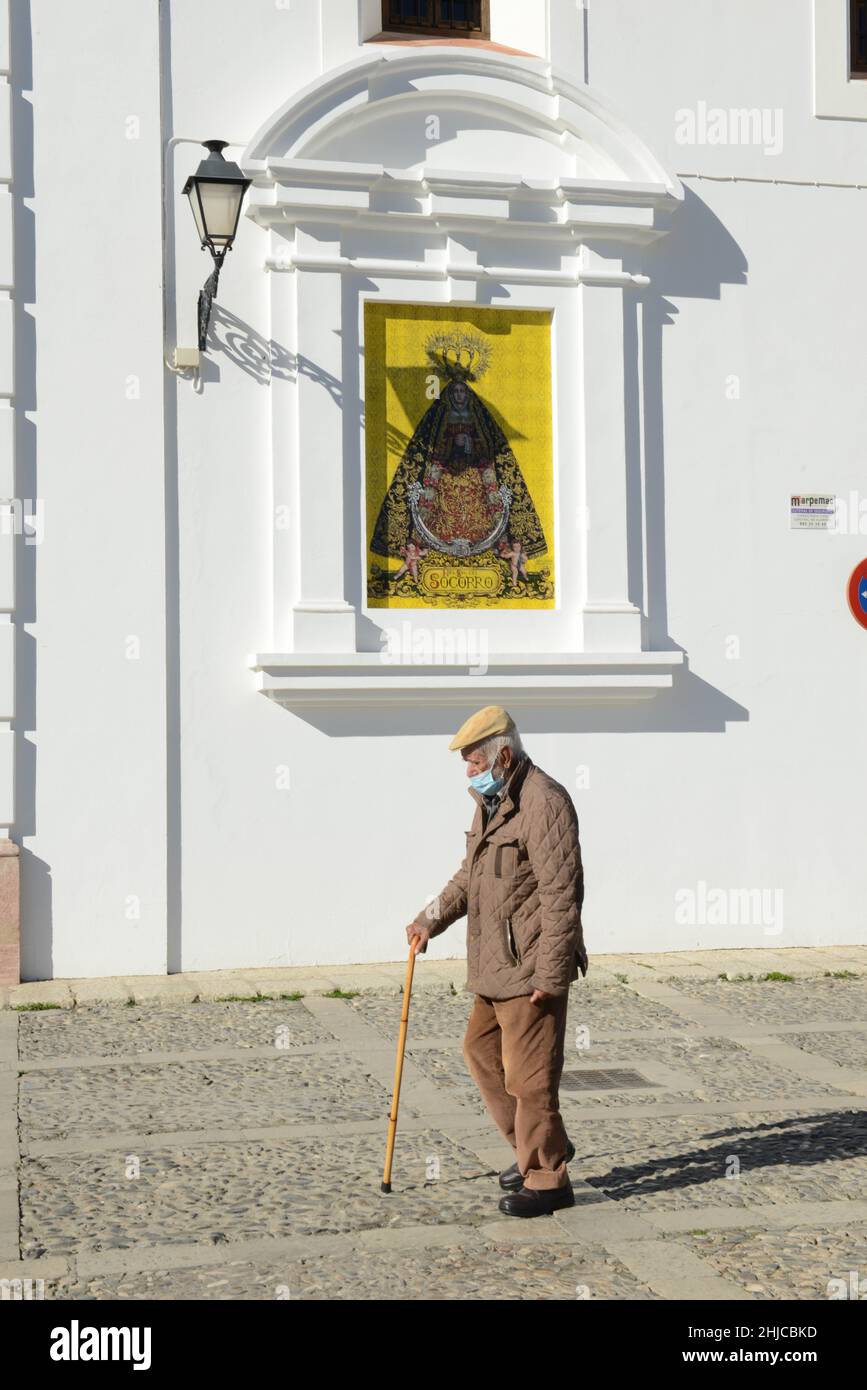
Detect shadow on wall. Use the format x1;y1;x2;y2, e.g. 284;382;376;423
264;674;749;741
206;303;296;387
628;184;749;658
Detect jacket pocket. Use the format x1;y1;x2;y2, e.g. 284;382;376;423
505;917;520;965
493;839;522;878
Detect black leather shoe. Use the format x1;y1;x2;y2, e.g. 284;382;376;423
498;1181;575;1217
498;1138;575;1192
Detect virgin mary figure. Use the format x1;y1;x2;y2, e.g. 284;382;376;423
370;331;548;565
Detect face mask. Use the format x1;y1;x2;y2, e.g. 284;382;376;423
469;762;505;796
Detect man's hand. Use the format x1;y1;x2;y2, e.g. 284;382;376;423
406;923;431;956
530;988;554;1004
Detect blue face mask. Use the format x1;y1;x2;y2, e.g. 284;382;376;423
469;764;505;796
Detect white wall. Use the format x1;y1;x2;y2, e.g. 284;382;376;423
490;0;550;57
22;0;167;976
18;0;867;978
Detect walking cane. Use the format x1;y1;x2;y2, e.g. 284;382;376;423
381;942;417;1193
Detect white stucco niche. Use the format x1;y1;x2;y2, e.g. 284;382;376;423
242;47;686;707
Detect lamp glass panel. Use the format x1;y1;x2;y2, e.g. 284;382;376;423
197;180;244;244
187;187;207;245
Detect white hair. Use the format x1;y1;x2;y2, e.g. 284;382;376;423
474;721;525;769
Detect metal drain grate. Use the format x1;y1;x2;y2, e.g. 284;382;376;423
560;1068;657;1092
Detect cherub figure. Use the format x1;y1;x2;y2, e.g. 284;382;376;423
394;540;428;583
498;538;530;586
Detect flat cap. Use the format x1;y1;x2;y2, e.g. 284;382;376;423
448;705;513;752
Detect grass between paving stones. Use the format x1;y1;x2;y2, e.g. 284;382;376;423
211;993;305;1003
716;971;862;984
16;992;314;1011
717;972;795;983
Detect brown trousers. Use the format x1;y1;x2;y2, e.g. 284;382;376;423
462;991;571;1191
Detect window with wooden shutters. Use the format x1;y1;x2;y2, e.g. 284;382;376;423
381;0;490;40
851;0;867;74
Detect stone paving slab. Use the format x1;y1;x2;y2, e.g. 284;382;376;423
662;1223;867;1301
642;1198;867;1233
601;1237;752;1301
20;1130;507;1259
348;980;696;1042
19;1053;405;1142
405;1050;487;1116
41;1239;661;1301
664;978;867;1027
17;999;338;1060
348;986;473;1043
564;1034;853;1103
786;1030;867;1069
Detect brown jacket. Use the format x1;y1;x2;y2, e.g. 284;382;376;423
413;754;588;999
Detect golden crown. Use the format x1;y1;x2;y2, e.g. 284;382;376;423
425;330;492;382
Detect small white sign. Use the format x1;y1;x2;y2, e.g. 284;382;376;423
790;494;836;530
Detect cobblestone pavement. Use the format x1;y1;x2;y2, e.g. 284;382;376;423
2;947;867;1301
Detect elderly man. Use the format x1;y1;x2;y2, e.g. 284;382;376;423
406;706;588;1217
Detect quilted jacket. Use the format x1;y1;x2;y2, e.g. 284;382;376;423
412;754;588;1000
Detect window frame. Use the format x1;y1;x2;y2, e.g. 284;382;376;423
380;0;491;41
850;0;867;75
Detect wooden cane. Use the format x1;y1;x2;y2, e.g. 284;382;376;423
381;943;417;1193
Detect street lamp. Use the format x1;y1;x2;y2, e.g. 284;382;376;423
182;140;251;351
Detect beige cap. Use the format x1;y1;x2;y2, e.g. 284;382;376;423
448;705;513;752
